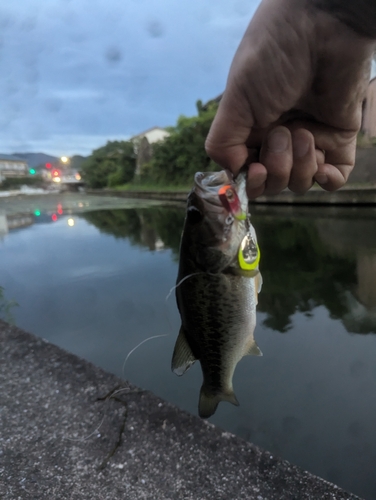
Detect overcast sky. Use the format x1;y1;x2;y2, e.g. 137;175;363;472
0;0;260;156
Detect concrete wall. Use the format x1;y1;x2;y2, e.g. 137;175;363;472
362;78;376;139
349;147;376;184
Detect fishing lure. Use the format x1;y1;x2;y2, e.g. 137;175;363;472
218;184;247;221
218;184;260;274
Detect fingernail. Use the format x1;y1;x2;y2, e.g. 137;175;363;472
267;130;289;153
293;139;310;158
315;173;328;185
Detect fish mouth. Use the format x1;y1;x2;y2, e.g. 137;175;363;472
193;171;233;214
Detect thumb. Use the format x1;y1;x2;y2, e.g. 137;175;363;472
205;96;254;176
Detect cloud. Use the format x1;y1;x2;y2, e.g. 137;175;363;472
0;0;260;155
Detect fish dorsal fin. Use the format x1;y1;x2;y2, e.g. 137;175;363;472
171;326;197;376
245;339;263;357
199;387;239;419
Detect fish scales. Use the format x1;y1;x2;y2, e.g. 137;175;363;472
172;170;262;418
177;273;257;388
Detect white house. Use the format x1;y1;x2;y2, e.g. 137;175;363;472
0;154;28;181
130;126;170;145
130;127;170;175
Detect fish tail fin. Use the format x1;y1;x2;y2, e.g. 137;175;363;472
198;386;239;419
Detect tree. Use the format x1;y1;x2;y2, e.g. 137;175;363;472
81;141;136;188
141;99;220;186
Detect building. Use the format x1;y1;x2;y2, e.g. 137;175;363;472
0;154;28;181
130;127;170;176
361;77;376;139
130;126;170;145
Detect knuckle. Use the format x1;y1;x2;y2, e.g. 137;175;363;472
204;137;217;158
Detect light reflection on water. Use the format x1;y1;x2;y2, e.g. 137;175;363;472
1;193;376;499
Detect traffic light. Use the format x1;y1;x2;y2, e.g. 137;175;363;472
29;168;36;175
46;163;51;169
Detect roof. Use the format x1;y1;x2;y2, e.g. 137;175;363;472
0;154;28;162
130;126;168;140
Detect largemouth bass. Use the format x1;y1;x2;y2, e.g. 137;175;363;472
172;170;262;418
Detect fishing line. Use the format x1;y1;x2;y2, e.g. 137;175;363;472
63;332;169;443
165;271;220;301
122;334;168;377
165;272;204;301
64;271;214;444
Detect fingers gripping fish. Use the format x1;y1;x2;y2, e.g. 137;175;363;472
171;170;262;418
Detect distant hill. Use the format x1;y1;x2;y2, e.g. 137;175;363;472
12;153;59;169
12;152;87;171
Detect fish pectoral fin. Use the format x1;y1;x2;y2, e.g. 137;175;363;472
256;271;263;294
171;326;197;376
199;387;239;419
245;340;263;357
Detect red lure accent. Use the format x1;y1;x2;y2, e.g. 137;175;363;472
218;184;242;217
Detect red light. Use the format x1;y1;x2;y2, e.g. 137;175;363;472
46;163;51;169
51;214;58;222
57;204;63;215
52;169;60;177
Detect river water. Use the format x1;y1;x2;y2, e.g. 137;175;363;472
1;192;376;499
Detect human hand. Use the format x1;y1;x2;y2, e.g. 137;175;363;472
205;0;376;198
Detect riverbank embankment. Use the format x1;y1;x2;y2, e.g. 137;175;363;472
87;147;376;206
0;320;361;499
87;185;376;206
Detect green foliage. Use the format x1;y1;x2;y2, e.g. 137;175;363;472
139;100;220;186
80;141;136;188
108;167;131;187
69;155;87;170
357;131;376;148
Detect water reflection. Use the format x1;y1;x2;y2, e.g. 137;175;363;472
82;203;376;335
255;214;358;333
4;198;376;341
82;207;184;255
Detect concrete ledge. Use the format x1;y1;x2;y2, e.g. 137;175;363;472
86;187;376;206
252;188;376;206
86;189;188;202
0;320;361;499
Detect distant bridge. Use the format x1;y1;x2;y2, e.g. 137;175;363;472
59;174;85;191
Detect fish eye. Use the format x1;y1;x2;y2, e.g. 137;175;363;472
187;206;203;224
